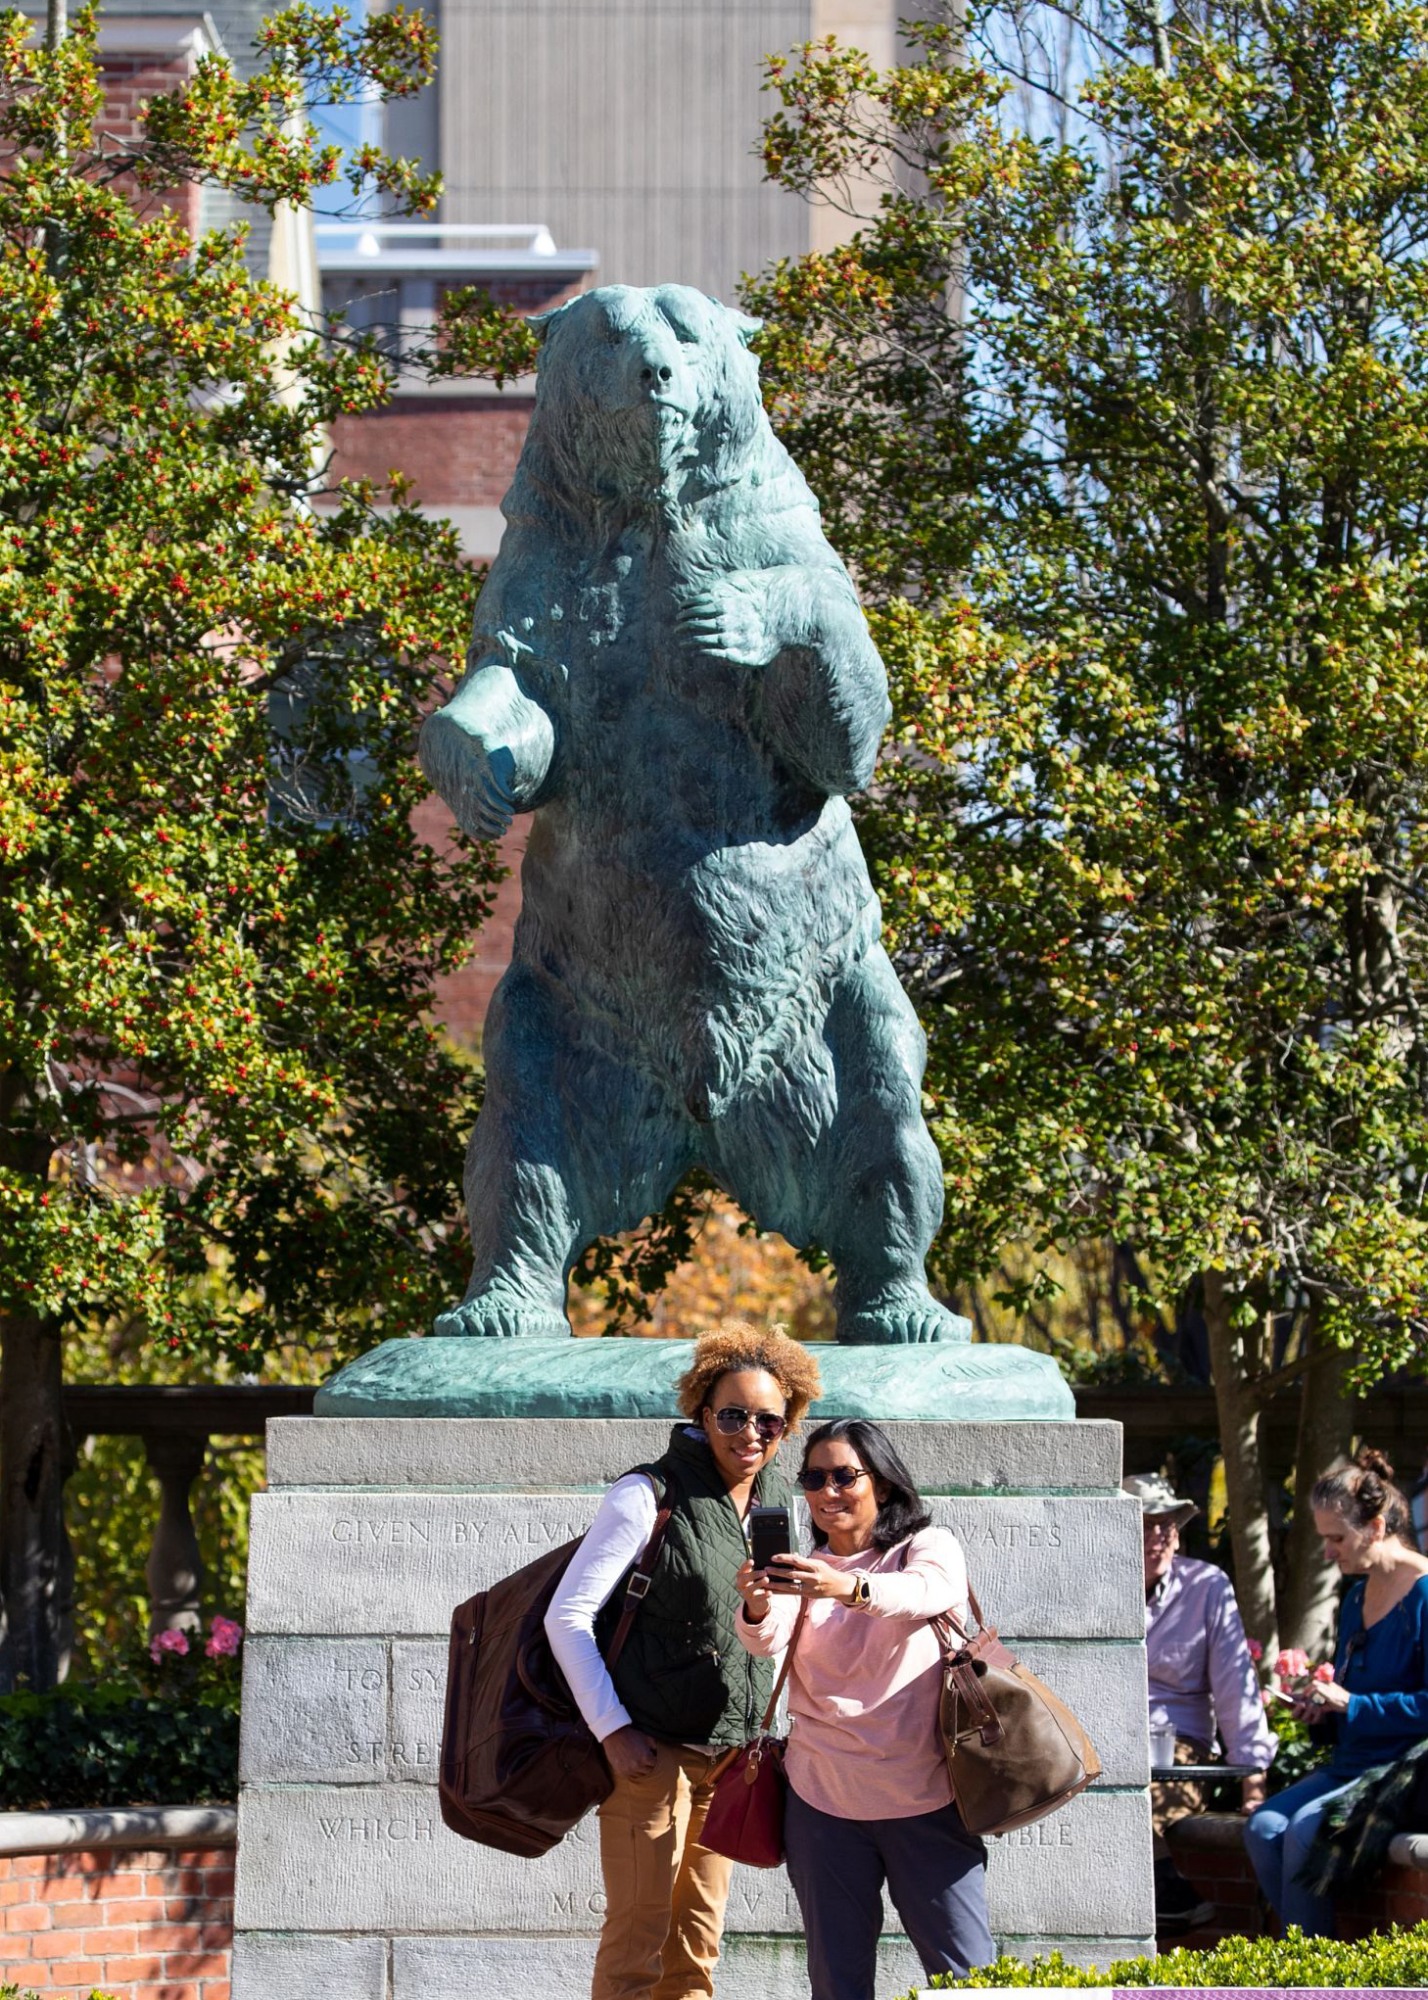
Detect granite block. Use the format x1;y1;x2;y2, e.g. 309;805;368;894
240;1637;389;1785
231;1930;386;2000
392;1931;926;1999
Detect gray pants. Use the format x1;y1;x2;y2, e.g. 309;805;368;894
784;1787;996;2000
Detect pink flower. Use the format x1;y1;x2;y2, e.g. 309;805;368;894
1275;1647;1310;1680
150;1628;190;1664
206;1615;244;1659
1247;1638;1263;1663
1312;1661;1335;1683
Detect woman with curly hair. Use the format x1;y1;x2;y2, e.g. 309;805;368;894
546;1322;821;2000
1244;1447;1428;1936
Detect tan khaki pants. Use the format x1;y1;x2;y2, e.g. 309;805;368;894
591;1741;733;2000
1150;1733;1211;1862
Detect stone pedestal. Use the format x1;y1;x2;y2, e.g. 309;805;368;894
233;1417;1154;1999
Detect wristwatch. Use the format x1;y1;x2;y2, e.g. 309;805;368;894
847;1575;873;1609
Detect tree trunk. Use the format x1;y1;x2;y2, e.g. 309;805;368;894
1203;1267;1278;1656
0;1308;75;1692
1280;1322;1357;1659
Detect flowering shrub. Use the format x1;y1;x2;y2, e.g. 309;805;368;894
207;1615;244;1659
1253;1647;1335;1795
141;1614;243;1691
0;1618;243;1809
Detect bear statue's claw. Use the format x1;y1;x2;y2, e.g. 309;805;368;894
434;1300;571;1339
836;1292;971;1346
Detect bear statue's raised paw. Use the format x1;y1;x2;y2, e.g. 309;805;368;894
837;1290;972;1346
434;1300;571;1339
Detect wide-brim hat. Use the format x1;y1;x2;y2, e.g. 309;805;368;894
1123;1472;1199;1529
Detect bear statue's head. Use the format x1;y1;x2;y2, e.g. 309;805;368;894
522;285;768;515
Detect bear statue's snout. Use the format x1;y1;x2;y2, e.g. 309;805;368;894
622;319;694;417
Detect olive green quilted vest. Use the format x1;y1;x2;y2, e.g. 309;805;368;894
601;1424;792;1750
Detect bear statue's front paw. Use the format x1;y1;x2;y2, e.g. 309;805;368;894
434;1300;571;1338
837;1288;972;1345
672;582;779;669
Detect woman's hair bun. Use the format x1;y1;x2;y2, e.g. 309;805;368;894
1312;1447;1412;1540
1356;1446;1396;1483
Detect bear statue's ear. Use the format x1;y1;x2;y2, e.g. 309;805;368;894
529;301;573;342
708;297;763;347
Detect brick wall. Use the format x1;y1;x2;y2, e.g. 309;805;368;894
1172;1816;1428;1944
328;395;535;510
0;1847;233;2000
96;56;202;239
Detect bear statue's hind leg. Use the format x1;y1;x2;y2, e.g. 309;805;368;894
436;966;691;1337
814;947;968;1346
705;950;964;1345
435;985;579;1337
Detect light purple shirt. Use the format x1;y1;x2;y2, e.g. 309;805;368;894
1145;1555;1276;1768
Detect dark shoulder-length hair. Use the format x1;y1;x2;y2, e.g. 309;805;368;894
800;1418;932;1553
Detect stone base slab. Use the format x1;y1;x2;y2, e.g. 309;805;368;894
232;1929;1158;1998
266;1415;1118;1493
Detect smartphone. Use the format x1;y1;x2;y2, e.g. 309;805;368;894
749;1504;791;1575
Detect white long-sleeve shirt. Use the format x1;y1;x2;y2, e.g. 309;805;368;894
545;1472;662;1744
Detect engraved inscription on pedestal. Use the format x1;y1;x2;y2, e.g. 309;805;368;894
247;1492;1141;1641
392;1641;447;1781
236;1780;1148;1937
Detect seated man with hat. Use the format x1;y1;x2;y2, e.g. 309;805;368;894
1126;1471;1276;1932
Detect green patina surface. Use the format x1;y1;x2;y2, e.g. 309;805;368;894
314;1335;1074;1421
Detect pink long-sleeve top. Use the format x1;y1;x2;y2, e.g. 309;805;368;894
736;1526;968;1820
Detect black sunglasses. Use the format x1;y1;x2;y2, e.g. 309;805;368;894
797;1466;869;1493
712;1405;787;1443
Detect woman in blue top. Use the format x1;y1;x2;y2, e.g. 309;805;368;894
1245;1449;1428;1935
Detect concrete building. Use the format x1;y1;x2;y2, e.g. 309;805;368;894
387;0;902;305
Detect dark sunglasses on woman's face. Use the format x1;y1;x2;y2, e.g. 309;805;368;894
797;1465;868;1493
712;1405;788;1443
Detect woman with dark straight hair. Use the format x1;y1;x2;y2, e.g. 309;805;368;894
1244;1447;1428;1936
733;1416;994;2000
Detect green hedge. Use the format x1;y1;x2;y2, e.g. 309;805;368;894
0;1682;237;1809
918;1922;1428;1987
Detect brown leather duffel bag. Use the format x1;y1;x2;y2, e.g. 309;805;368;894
936;1581;1101;1837
439;1499;672;1857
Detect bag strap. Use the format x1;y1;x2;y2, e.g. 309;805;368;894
756;1597;810;1735
926;1563;1004;1748
604;1489;676;1672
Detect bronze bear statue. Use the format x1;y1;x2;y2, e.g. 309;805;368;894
420;284;964;1344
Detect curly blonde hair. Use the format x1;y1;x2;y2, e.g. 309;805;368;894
676;1321;822;1434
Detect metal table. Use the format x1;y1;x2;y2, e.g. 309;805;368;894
1150;1762;1261;1782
